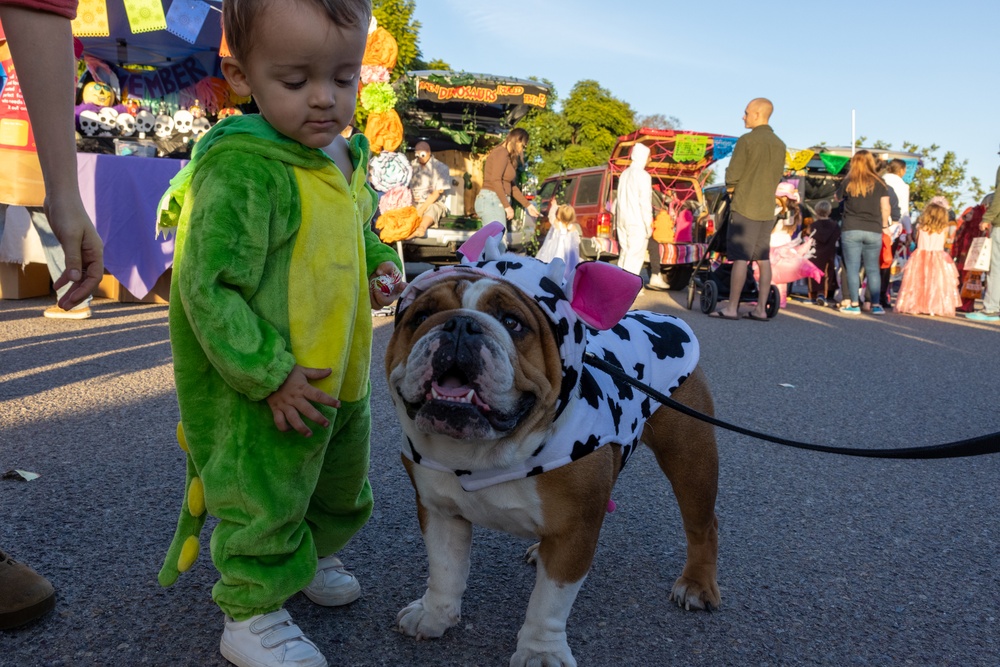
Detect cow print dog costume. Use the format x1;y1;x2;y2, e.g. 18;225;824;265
396;222;700;491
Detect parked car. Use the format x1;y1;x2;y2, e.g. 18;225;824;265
534;128;736;287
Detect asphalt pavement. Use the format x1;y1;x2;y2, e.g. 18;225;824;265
2;288;999;667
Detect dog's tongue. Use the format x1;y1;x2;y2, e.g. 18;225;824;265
430;380;492;411
438;377;466;392
432;380;471;397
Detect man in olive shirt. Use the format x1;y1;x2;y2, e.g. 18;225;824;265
715;97;786;320
966;152;1000;321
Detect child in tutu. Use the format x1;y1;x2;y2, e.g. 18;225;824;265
894;201;961;316
536;200;581;276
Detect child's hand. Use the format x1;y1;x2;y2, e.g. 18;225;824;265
370;261;406;308
266;365;341;437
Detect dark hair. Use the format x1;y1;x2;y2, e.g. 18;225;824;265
888;158;907;176
223;0;372;61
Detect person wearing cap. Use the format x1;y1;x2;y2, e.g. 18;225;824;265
966;148;1000;322
408;141;452;239
714;97;786;320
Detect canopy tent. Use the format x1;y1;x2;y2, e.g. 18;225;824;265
396;70;551;152
75;0;223;75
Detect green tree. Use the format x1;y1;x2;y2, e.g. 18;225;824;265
635;113;680;130
372;0;421;79
901;142;972;210
520;79;635;182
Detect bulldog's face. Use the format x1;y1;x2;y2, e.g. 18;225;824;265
387;275;564;447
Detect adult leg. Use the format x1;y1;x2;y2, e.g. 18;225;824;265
841;231;864;306
722;260;748;318
861;231;882;307
751;260;771;318
981;226;1000;314
647;237;669;288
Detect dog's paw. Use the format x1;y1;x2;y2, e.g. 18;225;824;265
670;574;721;611
510;647;577;667
524;542;540;565
396;598;459;640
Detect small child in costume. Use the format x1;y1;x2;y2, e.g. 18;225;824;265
894;201;961;317
807;200;841;306
155;2;404;666
535;200;581;277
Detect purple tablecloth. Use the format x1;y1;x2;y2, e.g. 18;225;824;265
77;153;185;299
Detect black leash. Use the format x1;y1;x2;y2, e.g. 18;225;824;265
583;353;1000;459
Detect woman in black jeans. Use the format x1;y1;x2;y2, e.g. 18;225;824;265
835;150;891;315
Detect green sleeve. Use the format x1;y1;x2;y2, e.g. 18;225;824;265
365;226;403;276
177;150;297;401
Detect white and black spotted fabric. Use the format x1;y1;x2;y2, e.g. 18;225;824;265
396;251;700;492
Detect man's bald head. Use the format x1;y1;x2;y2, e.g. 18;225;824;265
742;98;773;129
414;141;432;164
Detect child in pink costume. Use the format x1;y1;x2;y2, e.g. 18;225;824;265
895;201;961;317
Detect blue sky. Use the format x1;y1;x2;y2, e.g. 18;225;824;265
412;0;998;208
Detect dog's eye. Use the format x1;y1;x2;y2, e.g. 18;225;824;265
499;313;522;332
411;312;430;327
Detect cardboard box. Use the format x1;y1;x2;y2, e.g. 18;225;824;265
0;262;51;299
96;269;171;304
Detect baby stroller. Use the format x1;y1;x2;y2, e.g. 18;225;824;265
685;191;780;318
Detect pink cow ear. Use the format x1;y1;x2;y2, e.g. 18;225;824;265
569;261;642;330
457;221;506;263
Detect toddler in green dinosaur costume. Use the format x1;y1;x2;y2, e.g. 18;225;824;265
156;2;402;666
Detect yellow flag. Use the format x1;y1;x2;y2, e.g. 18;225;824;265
71;0;110;37
123;0;168;34
785;148;815;171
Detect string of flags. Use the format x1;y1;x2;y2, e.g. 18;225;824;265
72;0;215;44
787;148;919;184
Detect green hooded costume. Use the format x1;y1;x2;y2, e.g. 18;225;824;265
157;115;401;620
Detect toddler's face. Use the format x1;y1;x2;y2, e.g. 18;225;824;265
232;1;367;149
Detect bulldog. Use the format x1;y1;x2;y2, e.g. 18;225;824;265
386;222;720;667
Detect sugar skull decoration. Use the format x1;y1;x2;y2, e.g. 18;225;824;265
82;81;116;107
155;114;175;139
217;107;243;119
189;101;205;119
116;112;137;137
78;109;101;137
191;117;211;138
173;109;194;135
96;107;119;136
135;109;156;137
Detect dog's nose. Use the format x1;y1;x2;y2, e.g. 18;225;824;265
443;316;483;336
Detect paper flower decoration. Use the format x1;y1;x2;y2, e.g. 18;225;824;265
362;26;398;70
360;82;397;114
378;185;414;214
368;151;413;192
361;65;391;85
375;206;421;243
364;109;403;154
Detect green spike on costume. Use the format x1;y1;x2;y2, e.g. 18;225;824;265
158;424;208;586
156;115;400;620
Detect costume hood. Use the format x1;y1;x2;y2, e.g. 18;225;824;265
397;222;642;418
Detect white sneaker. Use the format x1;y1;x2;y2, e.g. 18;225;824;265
43;305;91;319
220;609;327;667
647;274;669;290
302;555;360;607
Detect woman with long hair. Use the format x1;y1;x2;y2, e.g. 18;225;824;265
476;127;539;236
835;150;891;314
